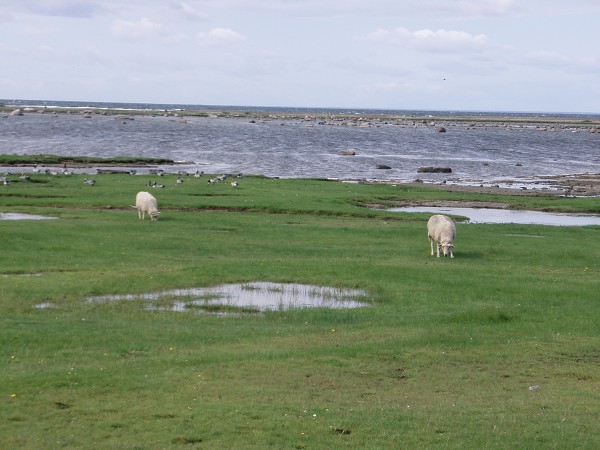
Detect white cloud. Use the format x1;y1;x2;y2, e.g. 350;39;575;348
170;2;207;21
112;17;165;39
197;28;246;46
365;27;488;52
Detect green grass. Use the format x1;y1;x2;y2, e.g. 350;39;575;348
1;173;599;449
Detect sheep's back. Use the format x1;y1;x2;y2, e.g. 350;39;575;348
427;214;456;240
136;191;158;209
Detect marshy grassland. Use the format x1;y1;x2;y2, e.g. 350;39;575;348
1;169;599;448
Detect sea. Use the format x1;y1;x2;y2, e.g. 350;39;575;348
2;99;599;189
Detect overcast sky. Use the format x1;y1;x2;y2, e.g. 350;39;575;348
2;0;599;113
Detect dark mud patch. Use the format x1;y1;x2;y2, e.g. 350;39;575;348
385;199;510;209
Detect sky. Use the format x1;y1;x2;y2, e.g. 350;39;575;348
1;0;600;113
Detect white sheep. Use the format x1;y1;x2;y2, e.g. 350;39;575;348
427;214;456;258
135;191;160;221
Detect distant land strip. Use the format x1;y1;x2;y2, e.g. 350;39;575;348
1;104;599;128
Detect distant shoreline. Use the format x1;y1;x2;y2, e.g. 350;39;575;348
2;106;599;132
2;101;599;128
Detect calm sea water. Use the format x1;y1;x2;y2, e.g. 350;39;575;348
1;100;599;185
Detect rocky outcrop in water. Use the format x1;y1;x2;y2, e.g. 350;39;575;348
417;166;452;173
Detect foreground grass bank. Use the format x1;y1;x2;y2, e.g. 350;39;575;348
1;173;599;449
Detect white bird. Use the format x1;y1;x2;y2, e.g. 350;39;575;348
83;179;95;185
231;181;239;188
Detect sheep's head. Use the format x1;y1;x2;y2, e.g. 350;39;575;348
150;210;160;221
441;242;454;257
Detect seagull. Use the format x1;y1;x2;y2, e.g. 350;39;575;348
83;179;95;185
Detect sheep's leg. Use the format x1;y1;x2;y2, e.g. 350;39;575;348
436;242;441;257
430;237;435;256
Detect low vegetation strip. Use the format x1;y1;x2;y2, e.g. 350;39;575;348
0;154;173;166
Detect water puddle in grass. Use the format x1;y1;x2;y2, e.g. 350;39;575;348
0;212;56;220
34;302;58;309
86;282;371;315
388;206;600;226
3;272;43;277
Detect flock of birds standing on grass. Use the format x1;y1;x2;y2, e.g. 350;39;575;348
1;164;243;189
143;169;243;188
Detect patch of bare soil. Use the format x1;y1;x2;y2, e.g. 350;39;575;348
365;173;600;210
408;173;600;198
387;199;510;209
550;173;600;197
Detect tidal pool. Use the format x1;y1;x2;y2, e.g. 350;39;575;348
389;206;600;226
87;282;371;315
0;213;56;220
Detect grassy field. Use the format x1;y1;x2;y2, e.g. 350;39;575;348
1;172;599;449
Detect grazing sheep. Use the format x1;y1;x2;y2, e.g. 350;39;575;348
427;214;456;258
135;191;160;221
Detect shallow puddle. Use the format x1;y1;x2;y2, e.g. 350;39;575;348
389;206;600;226
0;212;56;220
34;302;58;309
86;282;371;315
